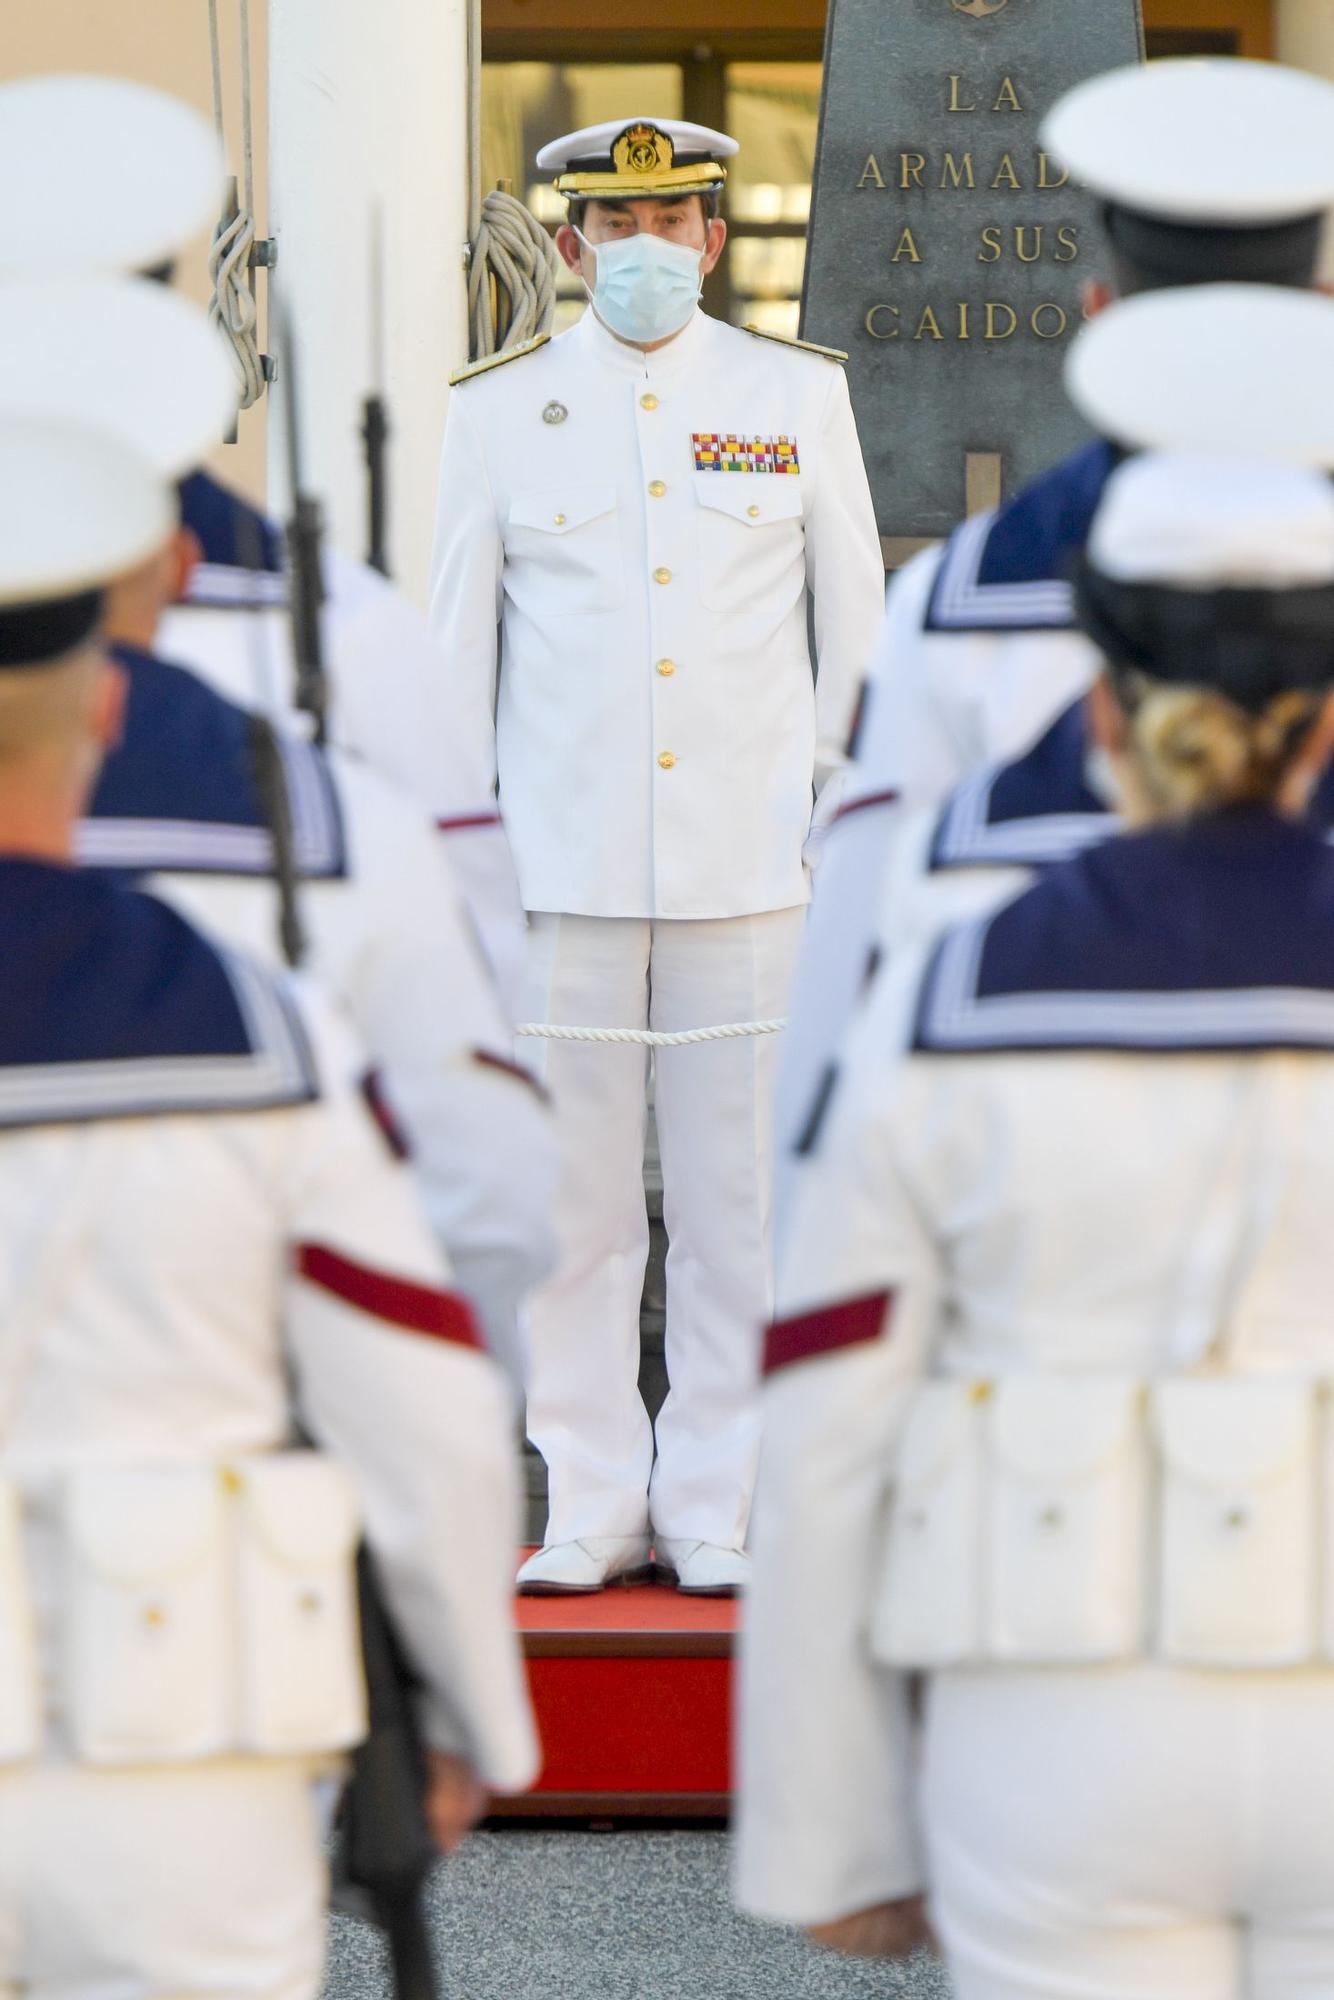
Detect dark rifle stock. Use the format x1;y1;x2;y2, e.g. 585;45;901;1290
331;1546;440;1999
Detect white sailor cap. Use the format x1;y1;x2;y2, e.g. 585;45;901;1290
1066;285;1334;469
1090;451;1334;590
0;417;171;664
0;277;236;479
536;118;737;199
1043;59;1334;228
0;74;223;276
1078;449;1334;709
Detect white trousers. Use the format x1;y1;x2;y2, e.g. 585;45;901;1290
0;1758;327;1999
922;1666;1334;2000
521;909;805;1547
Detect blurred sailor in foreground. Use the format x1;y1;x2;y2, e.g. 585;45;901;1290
0;412;537;2000
775;56;1334;1208
859;286;1334;965
0;272;557;1388
737;325;1334;1995
431;115;883;1592
0;70;527;1004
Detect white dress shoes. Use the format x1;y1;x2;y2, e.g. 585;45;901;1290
653;1538;750;1596
516;1534;654;1595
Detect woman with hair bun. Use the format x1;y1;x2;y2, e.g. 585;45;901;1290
735;444;1334;2000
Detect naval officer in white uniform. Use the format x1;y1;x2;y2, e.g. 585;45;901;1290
738;350;1334;1994
0;412;536;2000
774;57;1334;1213
431;117;884;1592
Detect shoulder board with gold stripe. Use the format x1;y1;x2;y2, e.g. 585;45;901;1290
449;333;551;387
743;324;848;364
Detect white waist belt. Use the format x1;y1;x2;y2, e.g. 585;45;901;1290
872;1375;1334;1672
0;1452;366;1767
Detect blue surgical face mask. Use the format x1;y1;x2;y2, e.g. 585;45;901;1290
576;227;703;344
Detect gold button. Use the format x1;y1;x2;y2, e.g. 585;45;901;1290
656;659;675;677
747;504;761;518
648;480;667;498
658;751;676;770
553;512;566;526
640;393;659;411
653;566;672;585
143;1603;169;1630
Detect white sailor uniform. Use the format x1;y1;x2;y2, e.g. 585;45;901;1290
80;641;558;1386
0;859;536;1999
429;305;884;1551
775;440;1114;1205
158;471;528;1009
738;809;1334;1999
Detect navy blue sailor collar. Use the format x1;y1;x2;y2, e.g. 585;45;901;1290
930;700;1115;871
0;857;316;1126
930;701;1334;875
915;808;1334;1055
178;468;287;610
926;438;1118;635
79;645;346;881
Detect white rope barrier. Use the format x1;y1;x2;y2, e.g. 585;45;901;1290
516;1020;788;1048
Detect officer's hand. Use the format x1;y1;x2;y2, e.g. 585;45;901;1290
424;1751;488;1854
807;1895;935;1960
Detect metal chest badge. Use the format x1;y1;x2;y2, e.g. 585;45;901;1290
692;434;800;474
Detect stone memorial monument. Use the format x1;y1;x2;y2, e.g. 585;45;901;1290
802;0;1144;557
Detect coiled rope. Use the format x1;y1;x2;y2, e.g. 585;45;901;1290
467;190;562;359
516;1020;788;1048
207;0;266;410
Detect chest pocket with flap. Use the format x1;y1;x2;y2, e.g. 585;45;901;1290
693;475;806;614
506;483;623;616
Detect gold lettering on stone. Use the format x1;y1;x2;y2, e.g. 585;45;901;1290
990;153;1022;191
891;226;922;264
992;76;1023;113
865;303;901;339
940;151;976;190
1031;302;1069;339
957;301;972;340
1014;225;1044;264
900;152;928;189
857;153;887;190
977;226;1002;264
947;74;978;113
1037;151;1070;190
985;302;1018;340
1055;225;1079;262
914;305;945;341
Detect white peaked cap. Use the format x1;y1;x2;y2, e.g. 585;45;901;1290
1042;59;1334;225
1089;451;1334;590
0;417;172;605
0;277;236;478
1065;286;1334;468
536;119;738;172
0;74;223;275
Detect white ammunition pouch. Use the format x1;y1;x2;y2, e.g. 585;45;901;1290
6;1451;367;1767
870;1374;1330;1672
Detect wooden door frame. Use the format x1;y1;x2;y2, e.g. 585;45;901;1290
483;0;1274;62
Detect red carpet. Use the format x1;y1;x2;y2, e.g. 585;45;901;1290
493;1556;737;1819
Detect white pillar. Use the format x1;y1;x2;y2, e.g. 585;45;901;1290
1278;0;1334;283
267;0;469;604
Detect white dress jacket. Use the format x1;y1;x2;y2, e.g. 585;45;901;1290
429;308;885;920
